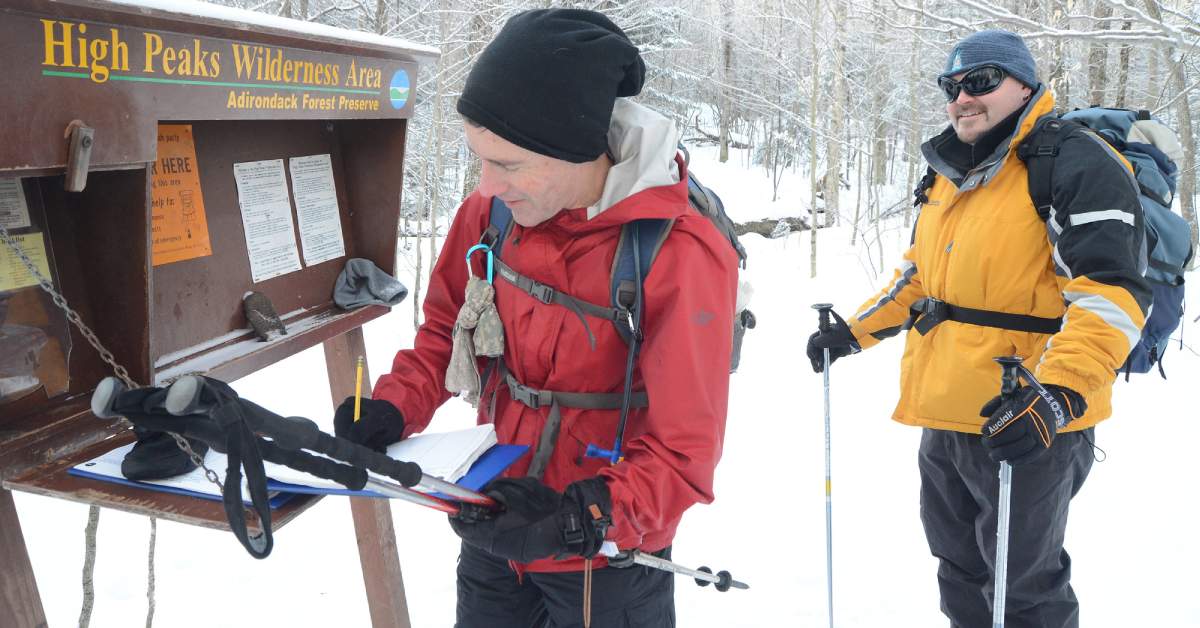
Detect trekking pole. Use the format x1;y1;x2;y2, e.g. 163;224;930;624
602;544;749;591
161;375;500;511
991;356;1022;628
163;376;749;589
812;303;835;628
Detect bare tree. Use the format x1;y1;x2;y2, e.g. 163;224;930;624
1116;18;1133;107
719;4;734;163
808;0;821;278
823;0;847;229
1087;1;1113;105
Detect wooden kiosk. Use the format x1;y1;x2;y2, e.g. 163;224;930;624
0;1;437;625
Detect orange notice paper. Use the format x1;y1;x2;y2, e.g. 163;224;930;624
151;124;212;266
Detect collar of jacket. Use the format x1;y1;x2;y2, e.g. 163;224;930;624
920;84;1055;194
587;98;682;219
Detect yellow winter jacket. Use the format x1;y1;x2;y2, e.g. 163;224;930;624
849;88;1150;433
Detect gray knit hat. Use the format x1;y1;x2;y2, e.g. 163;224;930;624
939;30;1039;89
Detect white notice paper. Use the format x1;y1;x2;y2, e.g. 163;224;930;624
0;179;31;230
288;154;345;265
233;159;302;282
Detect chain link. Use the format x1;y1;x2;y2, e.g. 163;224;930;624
1;222;223;492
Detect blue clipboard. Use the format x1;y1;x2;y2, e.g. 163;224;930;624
68;466;298;509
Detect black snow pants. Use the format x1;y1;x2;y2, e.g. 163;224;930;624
455;542;675;628
918;428;1094;628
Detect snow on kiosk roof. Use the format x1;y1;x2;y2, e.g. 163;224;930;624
0;2;434;623
105;0;440;58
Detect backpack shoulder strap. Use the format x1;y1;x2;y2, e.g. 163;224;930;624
484;196;515;256
1017;114;1081;222
913;166;937;207
610;218;673;344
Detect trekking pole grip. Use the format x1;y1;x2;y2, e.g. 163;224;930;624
993;356;1023;398
812;303;834;333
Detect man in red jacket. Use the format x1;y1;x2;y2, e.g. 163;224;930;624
333;9;738;627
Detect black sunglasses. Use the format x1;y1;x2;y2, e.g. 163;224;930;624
938;65;1007;102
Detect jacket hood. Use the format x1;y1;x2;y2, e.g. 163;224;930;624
533;100;689;235
587;98;683;219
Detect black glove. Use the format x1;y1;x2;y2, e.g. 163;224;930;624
806;309;860;373
980;384;1086;465
449;477;611;563
333;397;406;452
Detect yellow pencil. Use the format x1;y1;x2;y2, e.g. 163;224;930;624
353;356;364;422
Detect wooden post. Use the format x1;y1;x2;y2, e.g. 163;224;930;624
323;327;412;628
0;489;48;628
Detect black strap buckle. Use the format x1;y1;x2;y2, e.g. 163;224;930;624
561;512;585;548
529;281;555;304
909;297;949;336
507;381;542;409
481;225;500;248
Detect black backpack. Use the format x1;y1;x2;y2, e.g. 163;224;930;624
1018;107;1193;377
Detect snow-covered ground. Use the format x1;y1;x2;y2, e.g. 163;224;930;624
13;144;1200;627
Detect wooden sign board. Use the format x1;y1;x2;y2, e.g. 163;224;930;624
0;0;434;529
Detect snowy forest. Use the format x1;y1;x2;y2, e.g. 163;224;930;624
206;0;1200;294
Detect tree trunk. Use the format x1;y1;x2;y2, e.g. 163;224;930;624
719;6;733;163
412;218;424;330
1087;3;1113;106
1147;45;1160;104
374;0;387;34
823;0;845;229
904;13;923;234
1116;20;1132;108
1047;0;1069;106
735;217;810;236
460;8;487;198
808;0;821;278
429;3;445;278
851;147;863;246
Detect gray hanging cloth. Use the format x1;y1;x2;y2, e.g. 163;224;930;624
445;275;505;407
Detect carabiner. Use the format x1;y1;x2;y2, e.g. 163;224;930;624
465;243;494;284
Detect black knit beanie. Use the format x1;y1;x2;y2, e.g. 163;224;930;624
456;9;646;163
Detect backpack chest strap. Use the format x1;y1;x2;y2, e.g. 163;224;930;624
502;364;649;412
492;257;627;350
903;297;1064;336
498;361;647;480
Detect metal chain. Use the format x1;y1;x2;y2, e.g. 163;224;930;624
0;222;221;490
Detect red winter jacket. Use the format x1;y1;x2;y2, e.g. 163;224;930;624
373;156;738;573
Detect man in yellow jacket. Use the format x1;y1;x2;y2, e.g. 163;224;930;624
807;30;1150;628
